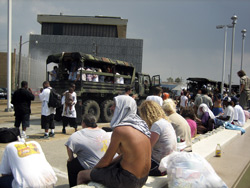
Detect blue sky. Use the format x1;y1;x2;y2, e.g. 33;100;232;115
0;0;249;84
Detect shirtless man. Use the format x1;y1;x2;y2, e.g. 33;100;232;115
77;95;151;188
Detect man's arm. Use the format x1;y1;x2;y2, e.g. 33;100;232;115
94;128;121;169
66;146;74;162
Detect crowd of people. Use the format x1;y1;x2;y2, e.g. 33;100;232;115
0;69;249;188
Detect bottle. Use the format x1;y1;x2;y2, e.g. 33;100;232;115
177;136;180;143
215;144;221;157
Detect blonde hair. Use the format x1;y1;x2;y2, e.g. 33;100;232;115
162;99;176;115
139;100;169;129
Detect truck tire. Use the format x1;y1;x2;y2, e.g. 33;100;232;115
101;100;114;122
82;100;100;121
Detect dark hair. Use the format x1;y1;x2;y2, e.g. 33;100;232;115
201;88;208;94
70;83;76;88
21;81;28;88
183;90;187;96
53;66;58;70
153;87;162;95
43;81;50;86
82;114;97;128
181;107;195;120
237;70;246;77
125;86;132;92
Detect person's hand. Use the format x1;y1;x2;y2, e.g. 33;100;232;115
40;88;43;92
28;88;32;93
67;157;74;162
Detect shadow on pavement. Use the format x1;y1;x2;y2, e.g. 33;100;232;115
55;184;69;188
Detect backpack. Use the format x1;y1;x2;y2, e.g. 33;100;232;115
0;127;20;143
48;88;62;108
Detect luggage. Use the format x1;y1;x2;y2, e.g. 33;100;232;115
0;127;20;143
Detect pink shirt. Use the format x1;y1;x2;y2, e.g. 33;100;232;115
186;119;197;138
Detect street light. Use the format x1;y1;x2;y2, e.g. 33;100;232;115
240;29;247;70
216;24;233;96
229;15;237;96
17;35;30;89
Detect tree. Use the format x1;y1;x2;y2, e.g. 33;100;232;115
175;77;182;83
167;77;174;83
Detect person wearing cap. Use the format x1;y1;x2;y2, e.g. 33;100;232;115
231;97;245;127
65;114;112;187
208;96;234;129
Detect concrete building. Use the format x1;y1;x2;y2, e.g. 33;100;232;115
29;14;143;73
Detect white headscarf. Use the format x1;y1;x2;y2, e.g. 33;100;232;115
110;95;151;138
197;103;215;119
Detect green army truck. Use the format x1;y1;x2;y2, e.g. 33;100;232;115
46;52;160;123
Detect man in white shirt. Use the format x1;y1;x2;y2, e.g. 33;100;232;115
62;84;77;134
0;140;57;187
146;87;163;106
209;97;234;128
39;81;56;139
231;97;245;127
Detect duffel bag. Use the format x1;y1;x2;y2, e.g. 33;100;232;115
0;127;20;143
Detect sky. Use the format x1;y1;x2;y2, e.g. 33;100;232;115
0;0;250;85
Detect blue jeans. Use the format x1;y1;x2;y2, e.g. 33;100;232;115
0;175;14;188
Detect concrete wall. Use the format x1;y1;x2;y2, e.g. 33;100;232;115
0;52;16;90
29;34;143;72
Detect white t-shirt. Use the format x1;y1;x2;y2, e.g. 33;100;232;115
223;105;234;123
61;91;77;118
0;141;57;188
150;119;177;163
146;95;163;106
65;128;112;169
233;105;245;126
180;95;188;107
39;87;56;116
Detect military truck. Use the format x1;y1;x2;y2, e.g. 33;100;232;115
46;52;160;122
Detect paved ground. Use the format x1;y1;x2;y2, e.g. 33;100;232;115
0;99;250;188
0;100;109;187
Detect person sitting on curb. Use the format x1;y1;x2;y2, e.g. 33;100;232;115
162;99;192;152
0;139;57;187
196;103;216;134
77;95;151;188
208;97;234;129
65;114;112;187
139;100;177;176
231;97;245;127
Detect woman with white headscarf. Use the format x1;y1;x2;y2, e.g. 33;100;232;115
196;103;215;134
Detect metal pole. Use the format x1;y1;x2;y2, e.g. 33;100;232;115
240;29;247;70
229;15;237;96
6;0;12;112
17;35;22;89
221;27;228;97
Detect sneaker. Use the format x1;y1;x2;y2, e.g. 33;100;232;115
62;128;66;134
49;132;55;137
40;134;49;139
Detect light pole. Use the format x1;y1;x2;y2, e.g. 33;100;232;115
229;15;237;96
240;29;247;70
216;24;233;96
17;35;30;89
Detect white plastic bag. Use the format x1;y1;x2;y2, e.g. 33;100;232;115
159;152;228;188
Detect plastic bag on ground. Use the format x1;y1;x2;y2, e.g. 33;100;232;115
159;151;228;188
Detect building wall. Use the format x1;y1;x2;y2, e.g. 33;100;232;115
0;52;16;90
29;34;143;72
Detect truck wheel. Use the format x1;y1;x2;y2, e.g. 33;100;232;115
82;100;100;121
101;100;114;122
